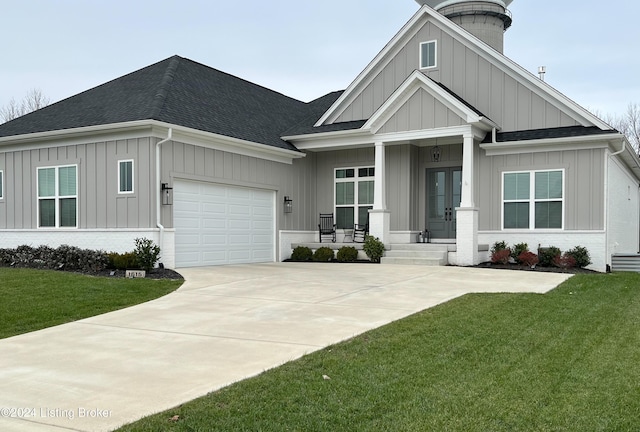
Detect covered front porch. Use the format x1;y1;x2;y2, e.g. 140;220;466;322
287;122;493;266
284;71;498;266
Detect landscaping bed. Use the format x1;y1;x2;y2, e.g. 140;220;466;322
0;239;184;280
473;261;598;274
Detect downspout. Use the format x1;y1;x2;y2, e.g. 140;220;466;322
156;128;173;253
605;137;627;270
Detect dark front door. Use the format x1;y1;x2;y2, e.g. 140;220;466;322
426;167;462;239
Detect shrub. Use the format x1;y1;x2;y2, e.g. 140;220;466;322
553;253;577;269
518;251;539;268
0;244;109;272
566;246;591;268
336;246;358;263
313;247;334;262
491;249;511;264
290;246;313;262
134;238;161;272
538;246;561;267
0;248;12;265
363;235;385;263
491;241;508;255
53;245;109;272
511;243;529;263
108;252;140;270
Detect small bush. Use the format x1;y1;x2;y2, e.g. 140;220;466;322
511;243;529;263
290;246;313;262
491;241;509;255
336;246;358;263
553;253;577;269
0;248;12;265
363;235;385;263
313;247;334;262
566;246;591;268
491;249;511;264
538;246;561;267
518;251;539;268
108;252;140;270
134;238;161;272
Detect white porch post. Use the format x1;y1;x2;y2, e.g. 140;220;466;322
456;132;479;265
369;141;390;243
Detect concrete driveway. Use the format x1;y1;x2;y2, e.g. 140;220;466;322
0;263;571;432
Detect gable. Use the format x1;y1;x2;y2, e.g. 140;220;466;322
377;87;466;134
361;71;491;135
319;6;609;133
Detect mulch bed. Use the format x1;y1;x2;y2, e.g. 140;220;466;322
473;262;598;274
92;268;185;280
0;265;184;280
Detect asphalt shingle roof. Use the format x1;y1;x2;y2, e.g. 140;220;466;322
0;56;323;152
482;126;618;143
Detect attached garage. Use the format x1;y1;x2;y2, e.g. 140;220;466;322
173;180;275;267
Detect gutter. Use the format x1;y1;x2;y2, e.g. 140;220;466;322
609;137;626;157
156;128;173;254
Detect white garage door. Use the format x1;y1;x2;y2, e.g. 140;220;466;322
174;180;275;267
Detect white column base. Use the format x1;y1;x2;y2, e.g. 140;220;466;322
369;209;390;244
456;207;479;266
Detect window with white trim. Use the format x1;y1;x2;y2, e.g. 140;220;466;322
503;170;564;230
38;165;77;228
335;167;374;229
0;170;3;199
118;160;134;193
420;40;437;69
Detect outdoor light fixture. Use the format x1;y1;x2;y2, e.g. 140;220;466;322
161;183;173;205
431;145;441;163
284;196;293;213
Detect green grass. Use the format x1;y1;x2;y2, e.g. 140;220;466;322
118;273;640;431
0;268;182;339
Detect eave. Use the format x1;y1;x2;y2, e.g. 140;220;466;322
479;132;624;156
0;120;305;164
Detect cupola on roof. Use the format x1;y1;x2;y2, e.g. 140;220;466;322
416;0;513;9
415;0;514;53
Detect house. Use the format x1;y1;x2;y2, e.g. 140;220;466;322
0;0;638;272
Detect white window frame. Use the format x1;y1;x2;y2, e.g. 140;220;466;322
334;166;375;229
0;170;3;200
37;164;78;229
118;159;134;194
419;40;437;70
502;169;565;230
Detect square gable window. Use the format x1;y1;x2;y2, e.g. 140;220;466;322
420;40;437;69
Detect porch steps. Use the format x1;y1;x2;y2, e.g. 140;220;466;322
381;244;452;266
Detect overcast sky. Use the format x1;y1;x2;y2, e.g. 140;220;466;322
2;0;638;119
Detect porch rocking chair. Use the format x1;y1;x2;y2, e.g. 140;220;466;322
318;213;337;243
353;224;368;243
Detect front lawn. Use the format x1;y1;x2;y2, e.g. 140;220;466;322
119;272;640;431
0;268;182;339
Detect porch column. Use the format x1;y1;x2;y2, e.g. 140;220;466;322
456;133;479;265
369;141;390;243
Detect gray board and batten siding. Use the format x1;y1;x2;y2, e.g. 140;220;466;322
0;136;319;232
333;19;580;132
477;147;606;231
0;138;156;230
159;138;318;233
